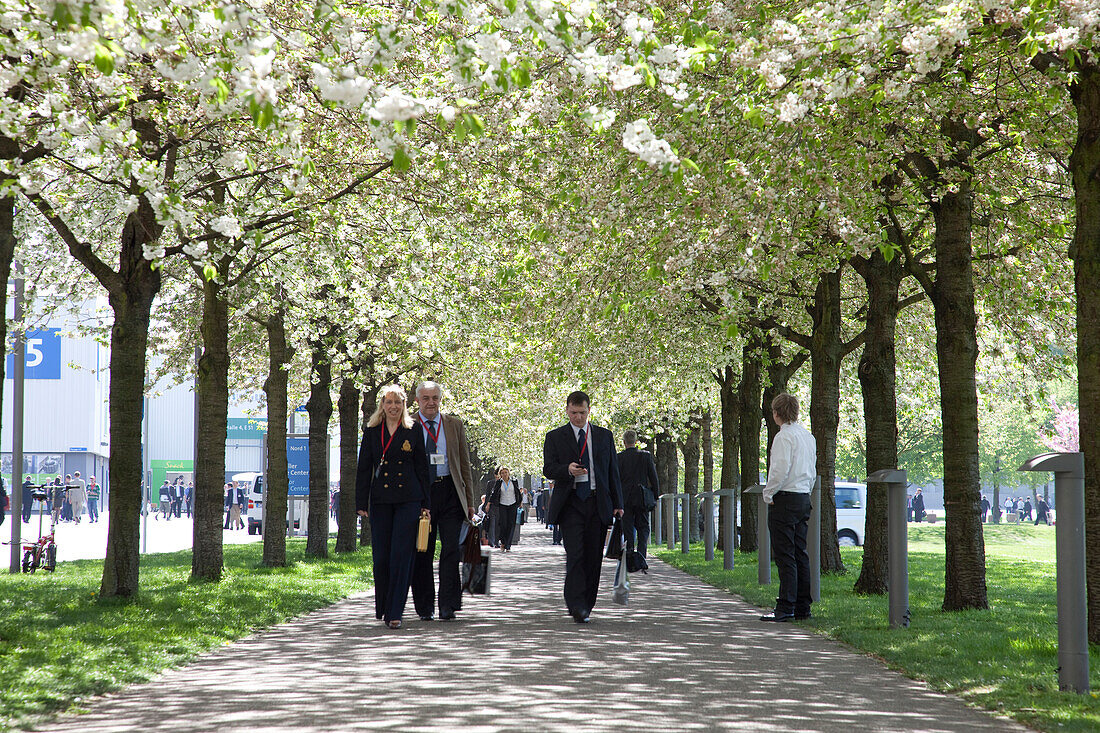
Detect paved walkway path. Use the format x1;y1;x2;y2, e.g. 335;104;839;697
44;527;1029;732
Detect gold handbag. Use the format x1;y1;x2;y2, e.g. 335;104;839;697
416;514;431;552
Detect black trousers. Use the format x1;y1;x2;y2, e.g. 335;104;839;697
497;503;518;550
621;503;650;558
412;477;465;618
370;500;420;623
767;491;812;616
559;493;609;616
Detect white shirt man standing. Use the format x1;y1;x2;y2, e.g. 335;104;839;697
760;393;816;622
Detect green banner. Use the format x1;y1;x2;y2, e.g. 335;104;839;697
227;417;267;440
151;459;194;493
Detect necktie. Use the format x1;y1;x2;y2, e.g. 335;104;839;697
426;419;438;482
576;428;590;500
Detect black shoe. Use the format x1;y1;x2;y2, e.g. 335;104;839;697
571;609;591;624
419;615;434;622
794;611;812;620
439;612;456;621
760;612;794;622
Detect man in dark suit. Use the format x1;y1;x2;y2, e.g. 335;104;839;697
543;390;624;623
410;381;477;622
617;429;659;559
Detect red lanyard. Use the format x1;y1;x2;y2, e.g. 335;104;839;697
419;415;441;444
380;425;398;458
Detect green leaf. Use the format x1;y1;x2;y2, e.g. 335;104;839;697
51;2;75;27
93;43;115;75
211;78;230;105
392;146;412;172
203;264;218;281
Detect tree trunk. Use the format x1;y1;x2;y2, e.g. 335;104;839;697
191;276;229;582
739;342;763;552
931;180;987;611
852;247;904;595
1070;62;1100;642
262;307;291;567
305;342;332;557
681;418;701;541
655;430;678;538
717;365;740;552
335;377;360;553
761;342;808;466
0;193;14;436
359;384;379;547
809;266;846;574
99;205;163;598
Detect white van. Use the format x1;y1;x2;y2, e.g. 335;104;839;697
231;471;264;535
834;481;866;546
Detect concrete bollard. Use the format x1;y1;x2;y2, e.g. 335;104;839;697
868;468;910;629
1019;452;1090;694
660;493;675;550
744;485;770;584
680;493;690;554
701;492;715;561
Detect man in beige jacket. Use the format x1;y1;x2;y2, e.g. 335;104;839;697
410;381;477;621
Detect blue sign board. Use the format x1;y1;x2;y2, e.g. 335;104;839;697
287;436;309;496
5;328;61;379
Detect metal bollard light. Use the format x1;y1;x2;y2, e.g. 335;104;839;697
660;493;676;550
868;468;910;629
701;492;715;561
719;489;736;570
744;485;770;584
680;493;690;553
809;476;821;603
1019;452;1090;694
653;500;663;546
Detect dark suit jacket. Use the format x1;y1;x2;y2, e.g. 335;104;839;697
355;423;430;512
618;447;659;507
489;479;521;507
543;423;623;525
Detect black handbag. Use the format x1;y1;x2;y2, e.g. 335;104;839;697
626;550;648;573
605;517;624;559
642;486;657;511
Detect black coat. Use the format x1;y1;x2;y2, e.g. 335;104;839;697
542;422;623;525
617;447;659;508
489;479;521;507
356;422;430;512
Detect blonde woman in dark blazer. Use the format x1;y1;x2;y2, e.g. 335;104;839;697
356;385;430;629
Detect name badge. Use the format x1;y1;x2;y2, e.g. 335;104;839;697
430;452;446;466
575;474;589;483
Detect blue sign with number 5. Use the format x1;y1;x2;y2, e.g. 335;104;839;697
5;328;61;380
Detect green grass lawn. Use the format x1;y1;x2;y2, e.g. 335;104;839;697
0;539;372;730
657;523;1100;732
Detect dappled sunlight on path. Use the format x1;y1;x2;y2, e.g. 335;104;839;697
43;527;1028;732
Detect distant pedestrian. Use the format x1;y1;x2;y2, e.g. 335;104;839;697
86;476;100;522
21;475;34;523
68;471;87;524
1022;497;1033;521
489;467;521;552
0;477;7;528
157;480;173;520
235;482;246;529
618;429;659;560
185;481;194;517
980;494;990;523
51;477;66;523
906;494;914;522
1035;497;1051;525
61;474;73;522
911;489;926;523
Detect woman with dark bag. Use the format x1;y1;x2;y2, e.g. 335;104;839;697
356;385;431;629
489;467;521;552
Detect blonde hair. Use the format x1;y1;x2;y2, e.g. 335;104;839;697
367;384;414;429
